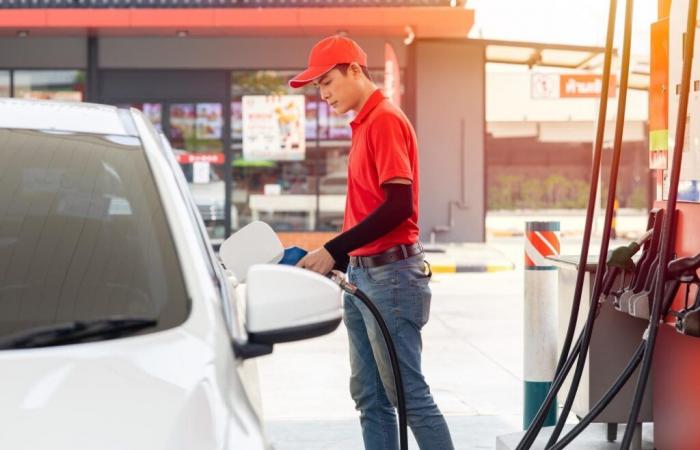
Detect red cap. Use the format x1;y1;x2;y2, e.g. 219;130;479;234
289;35;368;88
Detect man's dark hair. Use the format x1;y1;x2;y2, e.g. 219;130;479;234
334;63;372;81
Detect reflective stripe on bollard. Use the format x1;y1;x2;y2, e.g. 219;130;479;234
523;221;560;429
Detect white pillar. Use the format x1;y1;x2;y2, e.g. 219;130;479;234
523;221;560;428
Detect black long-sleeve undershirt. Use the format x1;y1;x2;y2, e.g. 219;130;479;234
324;183;413;271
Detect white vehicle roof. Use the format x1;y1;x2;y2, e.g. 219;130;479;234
0;98;137;136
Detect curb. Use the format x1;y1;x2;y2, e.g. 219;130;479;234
431;262;515;273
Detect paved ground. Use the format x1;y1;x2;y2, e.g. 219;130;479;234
256;233;641;449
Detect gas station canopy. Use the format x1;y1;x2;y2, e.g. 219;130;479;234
0;2;474;39
484;39;649;90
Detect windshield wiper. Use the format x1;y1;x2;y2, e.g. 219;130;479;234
0;316;158;350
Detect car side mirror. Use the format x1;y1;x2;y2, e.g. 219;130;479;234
232;264;342;359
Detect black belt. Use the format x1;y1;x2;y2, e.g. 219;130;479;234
349;243;424;269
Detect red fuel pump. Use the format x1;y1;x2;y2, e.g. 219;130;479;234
644;0;700;448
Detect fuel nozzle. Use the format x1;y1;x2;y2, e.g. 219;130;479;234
676;308;700;337
607;229;653;271
329;270;358;294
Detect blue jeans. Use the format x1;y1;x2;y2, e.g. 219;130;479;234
344;253;454;450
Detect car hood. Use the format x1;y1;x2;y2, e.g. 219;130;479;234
0;328;246;450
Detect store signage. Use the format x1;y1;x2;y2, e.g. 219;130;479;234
530;73;560;99
192;161;211;184
531;73;616;99
384;42;401;106
242;95;305;161
649;18;669;170
560;74;617;98
176;152;225;164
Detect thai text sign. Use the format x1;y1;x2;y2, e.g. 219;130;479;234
531;73;617;99
560;74;617;98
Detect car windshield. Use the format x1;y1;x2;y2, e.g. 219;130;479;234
0;129;189;343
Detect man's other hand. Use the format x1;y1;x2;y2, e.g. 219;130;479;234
297;247;335;275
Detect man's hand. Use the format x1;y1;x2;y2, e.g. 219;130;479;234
297;246;335;275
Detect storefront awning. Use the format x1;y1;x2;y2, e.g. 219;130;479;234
0;6;474;39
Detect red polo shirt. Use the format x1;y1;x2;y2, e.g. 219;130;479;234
343;89;420;256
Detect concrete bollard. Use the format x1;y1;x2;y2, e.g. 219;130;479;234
523;221;560;429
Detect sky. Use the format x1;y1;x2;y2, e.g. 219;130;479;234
466;0;658;56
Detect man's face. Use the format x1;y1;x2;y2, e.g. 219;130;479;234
314;66;362;115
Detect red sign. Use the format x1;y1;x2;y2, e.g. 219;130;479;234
176;152;225;164
559;74;617;98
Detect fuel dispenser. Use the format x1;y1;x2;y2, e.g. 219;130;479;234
649;1;700;447
501;0;700;448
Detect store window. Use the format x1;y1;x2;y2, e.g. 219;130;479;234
13;70;85;101
230;68;393;232
122;101;227;240
0;71;9;98
169;102;227;238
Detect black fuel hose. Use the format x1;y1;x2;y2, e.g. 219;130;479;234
548;341;645;450
544;0;636;446
516;0;619;446
547;279;680;449
329;271;408;450
518;255;627;449
620;0;698;447
546;272;680;450
553;0;618;382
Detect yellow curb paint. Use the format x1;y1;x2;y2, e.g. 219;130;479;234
430;264;457;273
489;230;523;237
486;264;515;272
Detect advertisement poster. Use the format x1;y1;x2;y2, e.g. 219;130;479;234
169;104;196;144
242;95;305;161
196;103;222;140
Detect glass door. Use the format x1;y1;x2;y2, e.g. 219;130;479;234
168;102;226;239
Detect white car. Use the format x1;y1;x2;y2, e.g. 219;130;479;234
0;99;342;450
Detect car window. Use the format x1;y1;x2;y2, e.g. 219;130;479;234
0;129;190;340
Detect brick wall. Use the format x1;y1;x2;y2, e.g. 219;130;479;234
276;232;339;250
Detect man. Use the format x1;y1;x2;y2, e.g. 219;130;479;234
290;35;454;450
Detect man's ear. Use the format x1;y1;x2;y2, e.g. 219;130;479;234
349;62;363;79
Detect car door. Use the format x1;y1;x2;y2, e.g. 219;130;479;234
156;131;265;418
